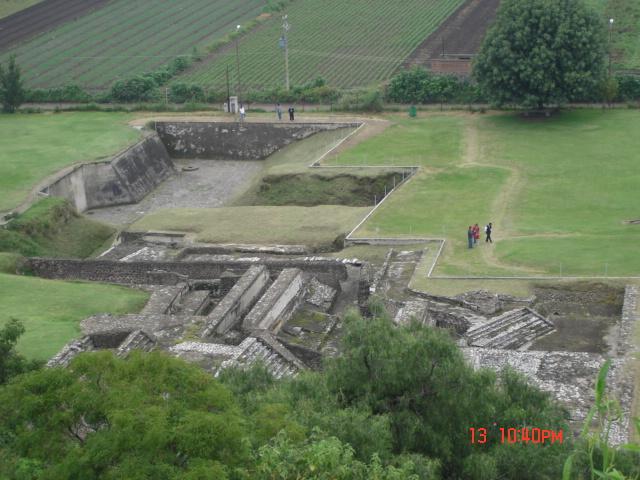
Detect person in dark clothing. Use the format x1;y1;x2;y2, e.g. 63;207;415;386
288;106;295;121
468;226;474;249
485;222;493;243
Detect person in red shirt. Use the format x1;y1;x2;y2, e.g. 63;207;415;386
472;224;480;245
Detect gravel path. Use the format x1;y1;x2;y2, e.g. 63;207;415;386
87;159;263;227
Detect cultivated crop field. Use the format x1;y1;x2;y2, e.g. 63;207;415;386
179;0;465;89
0;0;266;90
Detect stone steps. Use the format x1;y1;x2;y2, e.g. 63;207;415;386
237;338;297;379
116;330;156;357
47;336;94;367
465;308;554;350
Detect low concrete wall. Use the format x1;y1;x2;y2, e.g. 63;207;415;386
244;268;305;332
202;265;270;337
44;134;174;212
27;257;348;289
155;121;360;160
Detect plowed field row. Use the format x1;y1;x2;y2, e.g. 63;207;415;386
1;0;266;90
178;0;465;89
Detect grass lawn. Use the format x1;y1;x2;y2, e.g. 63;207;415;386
130;205;369;250
0;112;140;212
0;273;149;360
341;110;640;277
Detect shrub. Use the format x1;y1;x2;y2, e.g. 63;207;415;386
109;75;158;102
169;83;205;103
338;89;383;112
24;85;92;103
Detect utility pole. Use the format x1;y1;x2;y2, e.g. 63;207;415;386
235;24;242;103
282;14;290;91
608;18;614;78
225;64;231;112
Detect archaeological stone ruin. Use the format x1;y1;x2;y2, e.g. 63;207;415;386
35;121;639;444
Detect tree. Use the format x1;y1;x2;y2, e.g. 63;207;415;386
0;55;25;113
474;0;606;109
0;318;38;384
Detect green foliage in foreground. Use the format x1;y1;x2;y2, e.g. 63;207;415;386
1;306;640;478
0;318;39;385
0;198;115;258
474;0;606;108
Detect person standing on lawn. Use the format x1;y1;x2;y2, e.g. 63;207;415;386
468;226;474;249
485;222;493;243
288;105;295;121
276;103;283;121
473;224;480;245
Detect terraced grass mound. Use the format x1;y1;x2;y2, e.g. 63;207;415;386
235;171;403;207
0;198;115;258
179;0;465;89
130;205;368;251
0;112;140;212
0;273;148;360
1;0;266;89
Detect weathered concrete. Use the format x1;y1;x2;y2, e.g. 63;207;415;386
155;122;359;160
201;265;270;337
244;268;306;333
47;336;94;367
27;257;349;289
44;134;174;212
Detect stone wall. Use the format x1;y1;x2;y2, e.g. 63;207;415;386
27;257;348;289
202;265;270;337
44;134;174;212
243;268;305;332
154;121;359;160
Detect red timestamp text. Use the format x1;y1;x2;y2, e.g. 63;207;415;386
469;427;563;445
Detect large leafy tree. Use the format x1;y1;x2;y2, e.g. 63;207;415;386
474;0;605;109
0;55;25;113
0;318;39;384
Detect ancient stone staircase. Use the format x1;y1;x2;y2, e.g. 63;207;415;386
465;308;555;350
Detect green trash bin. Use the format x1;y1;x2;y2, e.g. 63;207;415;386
409;105;417;118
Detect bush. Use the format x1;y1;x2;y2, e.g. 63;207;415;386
169;83;205;103
338;89;383;112
24;85;92;103
617;75;640;101
386;67;485;104
109;75;158;102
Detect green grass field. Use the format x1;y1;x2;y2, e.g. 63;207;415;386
341;110;640;277
178;0;464;89
130;205;368;249
0;0;42;18
0;273;148;360
1;0;266;89
0;112;140;212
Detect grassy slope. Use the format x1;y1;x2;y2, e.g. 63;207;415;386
0;112;140;212
0;0;42;19
1;0;266;89
339;111;640;277
179;0;465;89
0;198;115;258
0;273;148;360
